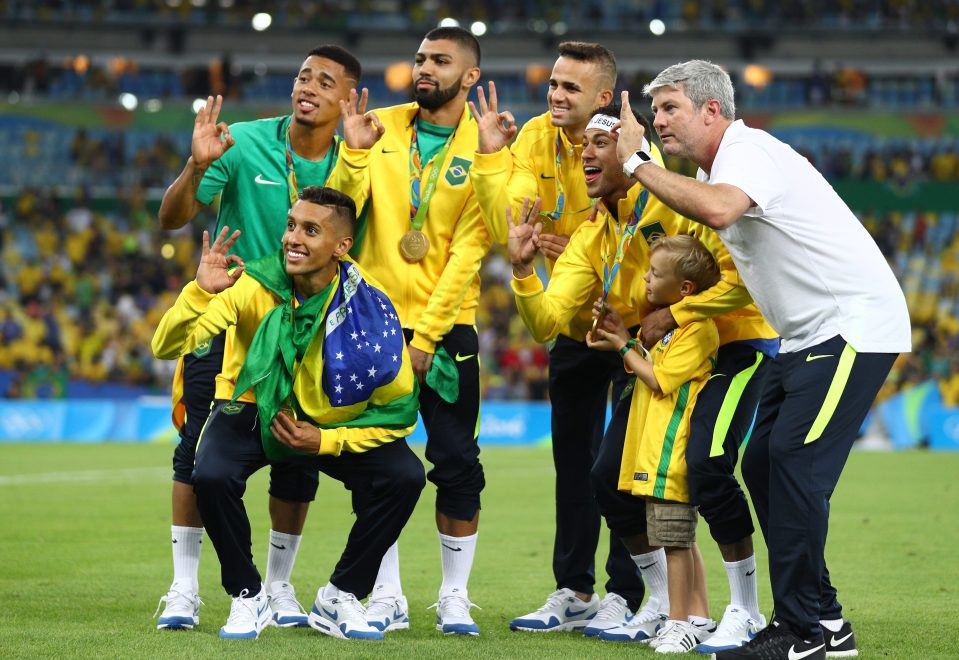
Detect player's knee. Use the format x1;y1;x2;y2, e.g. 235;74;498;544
191;460;238;495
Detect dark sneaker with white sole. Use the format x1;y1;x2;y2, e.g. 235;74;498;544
824;621;858;657
714;618;825;660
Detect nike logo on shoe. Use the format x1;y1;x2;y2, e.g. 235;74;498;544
564;607;591;617
454;353;476;362
322;607;339;621
255;174;282;186
830;632;854;647
442;544;462;552
639;562;657;570
270;543;286;550
805;354;833;362
788;643;825;660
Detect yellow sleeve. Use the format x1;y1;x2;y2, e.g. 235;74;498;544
318;424;417;456
652;322;719;395
410;194;492;353
469;128;541;245
510;227;597;343
329;144;372;218
670;220;754;327
151;280;242;359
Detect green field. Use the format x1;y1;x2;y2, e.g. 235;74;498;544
1;444;957;658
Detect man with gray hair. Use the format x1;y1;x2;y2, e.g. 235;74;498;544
614;60;910;659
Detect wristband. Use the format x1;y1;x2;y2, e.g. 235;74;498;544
618;339;638;357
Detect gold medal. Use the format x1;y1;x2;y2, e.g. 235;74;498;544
279;398;298;422
399;230;430;262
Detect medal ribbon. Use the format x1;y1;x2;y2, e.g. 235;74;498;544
285;119;340;207
548;132;567;221
600;189;649;310
409;121;456;231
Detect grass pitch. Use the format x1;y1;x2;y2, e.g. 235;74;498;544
0;444;956;658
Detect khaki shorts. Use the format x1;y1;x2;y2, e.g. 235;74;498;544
646;499;698;548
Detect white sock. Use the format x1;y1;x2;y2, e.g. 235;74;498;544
171;525;203;592
724;555;761;620
264;530;302;591
689;614;715;629
320;581;342;600
820;618;843;633
632;549;669;612
373;541;402;594
438;532;477;596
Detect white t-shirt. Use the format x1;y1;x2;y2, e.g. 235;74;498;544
701;120;911;354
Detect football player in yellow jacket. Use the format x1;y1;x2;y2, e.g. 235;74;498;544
332;26;490;635
469;41;645;636
151;186;425;641
507;104;778;645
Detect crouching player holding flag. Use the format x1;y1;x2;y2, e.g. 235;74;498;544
151;185;425;641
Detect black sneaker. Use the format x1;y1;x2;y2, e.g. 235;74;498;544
824;620;858;657
715;619;826;660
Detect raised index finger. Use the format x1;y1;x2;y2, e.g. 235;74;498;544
620;90;635;122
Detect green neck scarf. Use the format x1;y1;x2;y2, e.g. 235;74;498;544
232;250;334;454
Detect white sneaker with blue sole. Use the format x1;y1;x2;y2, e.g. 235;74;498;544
598;602;667;642
267;581;309;628
219;586;271;639
155;580;202;630
308;588;384;640
366;585;409;632
432;587;480;636
510;588;599;632
583;593;632;637
694;605;765;653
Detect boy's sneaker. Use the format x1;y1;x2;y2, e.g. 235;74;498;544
154;580;202;630
824;621;858;657
432;587;480;636
509;588;598;632
654;619;699;653
219;586;271;639
267;581;308;628
583;593;632;637
308;589;384;640
365;584;410;632
716;619;826;660
695;605;766;653
598;602;667;642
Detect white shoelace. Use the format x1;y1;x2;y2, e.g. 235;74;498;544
268;585;305;614
628;603;664;628
430;594;480;620
713;607;754;637
153;587;202;618
366;593;401;617
334;592;369;624
533;589;571;614
594;594;629;622
655;620;696;650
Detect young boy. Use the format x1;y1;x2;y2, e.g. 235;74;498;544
589;233;721;653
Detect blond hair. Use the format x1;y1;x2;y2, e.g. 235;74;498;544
649;234;721;292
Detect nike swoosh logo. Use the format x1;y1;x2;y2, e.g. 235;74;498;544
270;543;286;550
254;174;282;186
454;352;476;362
745;569;755;576
381;147;398;154
540;173;554;179
830;632;854;647
639;562;657;570
322;607;339;621
788;644;825;660
806;354;834;362
564;607;591;617
441;543;462;552
171;539;177;543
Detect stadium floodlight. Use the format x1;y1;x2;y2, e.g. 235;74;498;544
192;98;207;114
649;19;666;36
438;17;460;28
218;0;234;7
470;21;487;36
252;12;272;31
145;98;163;113
119;93;138;111
551;21;568;35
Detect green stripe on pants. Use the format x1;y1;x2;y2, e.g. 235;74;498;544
804;343;857;444
654;381;690;499
710;351;764;457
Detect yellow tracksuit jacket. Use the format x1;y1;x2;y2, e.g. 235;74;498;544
333;102;491;354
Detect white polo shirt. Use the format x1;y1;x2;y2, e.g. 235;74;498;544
700;120;911;354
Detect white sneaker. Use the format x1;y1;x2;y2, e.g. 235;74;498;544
267;581;308;628
219;586;271;639
308;588;384;640
366;584;409;632
694;605;766;653
583;593;632;637
598;602;667;642
654;619;699;653
432;587;480;636
509;588;599;632
154;580;202;630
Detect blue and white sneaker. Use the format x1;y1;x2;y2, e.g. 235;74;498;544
432;587;481;636
598;602;667;642
583;593;633;637
365;584;409;632
219;586;271;639
509;588;599;632
267;581;309;628
155;580;202;630
308;588;384;640
695;605;766;653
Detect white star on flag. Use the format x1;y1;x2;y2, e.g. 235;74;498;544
335;351;344;360
367;366;377;378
